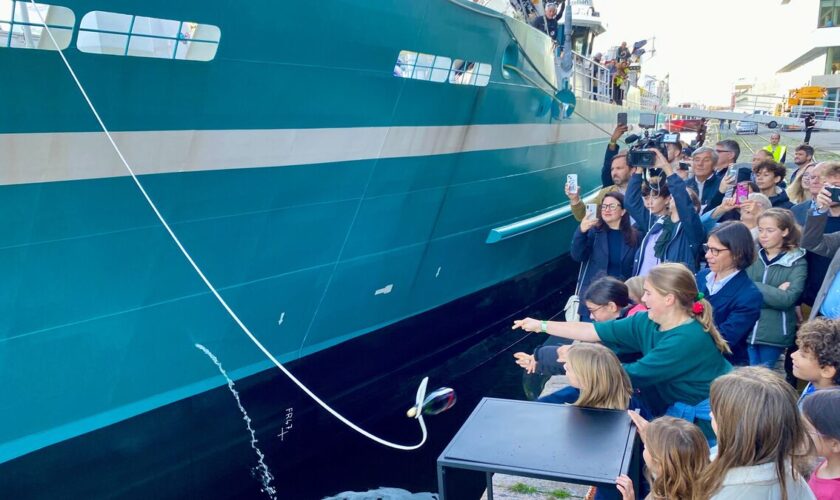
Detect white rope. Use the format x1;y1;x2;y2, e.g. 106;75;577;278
29;1;427;451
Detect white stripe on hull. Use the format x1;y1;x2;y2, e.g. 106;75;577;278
0;122;610;185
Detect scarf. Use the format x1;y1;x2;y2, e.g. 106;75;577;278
652;217;676;260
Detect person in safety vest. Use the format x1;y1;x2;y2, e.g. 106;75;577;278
763;132;787;163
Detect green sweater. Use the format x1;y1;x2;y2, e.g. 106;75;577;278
595;312;732;413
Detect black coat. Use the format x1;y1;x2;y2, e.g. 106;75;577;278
571;225;639;318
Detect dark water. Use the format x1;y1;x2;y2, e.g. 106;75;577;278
295;335;543;498
267;305;563;499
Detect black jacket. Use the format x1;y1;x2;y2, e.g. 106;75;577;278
570;225;639;318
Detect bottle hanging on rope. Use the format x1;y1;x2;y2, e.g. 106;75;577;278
406;387;457;418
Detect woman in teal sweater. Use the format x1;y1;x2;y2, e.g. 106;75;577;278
513;263;732;438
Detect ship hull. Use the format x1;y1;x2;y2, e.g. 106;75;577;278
1;255;572;499
0;0;626;478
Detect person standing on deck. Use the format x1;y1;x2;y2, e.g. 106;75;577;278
530;2;561;41
763;132;787;163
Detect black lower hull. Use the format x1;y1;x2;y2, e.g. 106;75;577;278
2;256;574;499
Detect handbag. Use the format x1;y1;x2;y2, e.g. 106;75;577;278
564;258;589;322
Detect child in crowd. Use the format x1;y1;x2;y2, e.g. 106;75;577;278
624;276;647;316
513;277;633;385
746;209;807;368
561;343;632;500
792;318;840;403
801;389;840;499
564;343;632;410
616;416;709;500
701;367;814;499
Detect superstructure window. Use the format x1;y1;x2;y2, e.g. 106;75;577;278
394;50;491;87
77;11;220;61
0;1;74;50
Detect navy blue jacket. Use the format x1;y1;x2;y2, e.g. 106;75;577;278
602;143;620;187
696;269;762;366
792;200;811;226
626;173;706;274
686;174;723;213
570;225;639;318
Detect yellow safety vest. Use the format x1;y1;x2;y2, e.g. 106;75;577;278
763;144;787;163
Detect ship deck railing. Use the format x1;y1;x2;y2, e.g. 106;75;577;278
569;51;612;103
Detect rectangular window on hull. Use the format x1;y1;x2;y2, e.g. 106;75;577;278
394;50;491;87
77;11;220;61
0;1;74;50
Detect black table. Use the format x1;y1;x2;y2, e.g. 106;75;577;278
437;398;641;500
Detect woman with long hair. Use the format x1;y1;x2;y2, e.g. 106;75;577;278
513;263;731;439
746;209;807;368
570;192;640;321
787;162;815;205
701;367;814;499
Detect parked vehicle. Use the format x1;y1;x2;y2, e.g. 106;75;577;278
736;120;759;134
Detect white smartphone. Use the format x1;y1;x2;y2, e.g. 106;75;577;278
567;174;578;194
585;203;597;219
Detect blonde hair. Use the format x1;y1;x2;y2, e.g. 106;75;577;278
625;276;645;303
700;367;814;500
785;163;814;204
646;263;731;354
645;417;709;500
566;343;632;411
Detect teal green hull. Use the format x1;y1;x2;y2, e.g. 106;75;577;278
0;0;631;463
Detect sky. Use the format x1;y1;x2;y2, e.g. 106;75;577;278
591;0;825;106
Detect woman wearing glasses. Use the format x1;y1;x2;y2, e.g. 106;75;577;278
697;221;763;366
570;192;640;321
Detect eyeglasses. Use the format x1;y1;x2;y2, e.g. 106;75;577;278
702;244;730;256
587;304;605;314
715;149;732;154
600;203;621;211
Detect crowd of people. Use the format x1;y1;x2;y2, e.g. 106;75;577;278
511;125;840;499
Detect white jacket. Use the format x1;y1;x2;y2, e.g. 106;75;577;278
710;461;815;500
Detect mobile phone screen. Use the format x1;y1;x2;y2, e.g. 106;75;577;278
617;112;627;126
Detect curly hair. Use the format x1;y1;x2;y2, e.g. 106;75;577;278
797;318;840;385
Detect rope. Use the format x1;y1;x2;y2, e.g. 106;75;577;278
28;0;428;451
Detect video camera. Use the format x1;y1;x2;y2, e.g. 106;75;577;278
625;113;680;169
